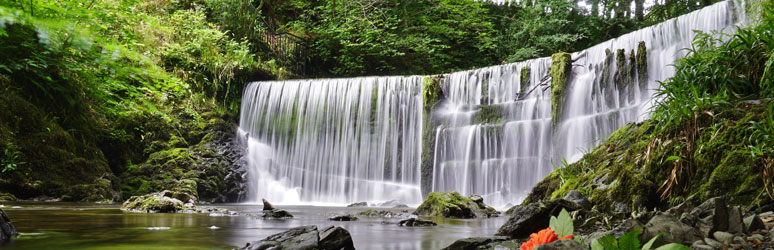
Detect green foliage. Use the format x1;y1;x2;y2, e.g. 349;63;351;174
1;142;24;173
549;208;573;238
591;229;688;250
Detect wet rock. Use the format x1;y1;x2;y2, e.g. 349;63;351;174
399;218;437;227
329;214;358;221
319;226;355;250
713;231;734;244
469;195;484;204
564;190;592;210
683;197;729;238
496;199;583;239
639;214;703;247
121;192;185;213
0;209;19;242
393;204;409;208
727;206;744;234
442;236;512;250
413;191;497;218
347;202;368;207
240;225;319;250
533;239;589;250
744;215;766;232
357;209;402;218
262;198;276;210
375;200;406;207
263;209;294;219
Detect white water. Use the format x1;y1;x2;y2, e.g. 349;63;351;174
238;0;748;207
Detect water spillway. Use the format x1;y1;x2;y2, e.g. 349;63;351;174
238;0;748;206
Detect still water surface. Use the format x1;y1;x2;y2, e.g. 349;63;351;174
1;202;507;249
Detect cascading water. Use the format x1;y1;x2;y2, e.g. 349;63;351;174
238;77;424;204
237;0;748;206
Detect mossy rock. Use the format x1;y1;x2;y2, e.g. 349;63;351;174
122;192;185;213
550;53;572;126
414;191;497;218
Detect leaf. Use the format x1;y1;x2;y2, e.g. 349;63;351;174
618;228;641;250
653;243;691;250
549;208;574;238
598;234;620;250
591;239;604;250
641;233;662;250
664;156;681;162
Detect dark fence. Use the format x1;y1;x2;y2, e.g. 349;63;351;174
255;30;308;76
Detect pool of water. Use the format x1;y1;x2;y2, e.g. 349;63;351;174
0;202;508;250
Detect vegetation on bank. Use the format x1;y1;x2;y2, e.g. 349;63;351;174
527;0;774;212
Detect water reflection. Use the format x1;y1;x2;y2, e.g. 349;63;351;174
1;202;508;250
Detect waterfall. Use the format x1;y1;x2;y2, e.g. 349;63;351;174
238;77;424;204
238;0;747;206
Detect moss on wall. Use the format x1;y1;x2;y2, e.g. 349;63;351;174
421;77;444;196
473;105;506;124
520;66;531;97
550;52;572;127
636;41;648;97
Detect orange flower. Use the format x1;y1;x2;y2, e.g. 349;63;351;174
520;228;573;250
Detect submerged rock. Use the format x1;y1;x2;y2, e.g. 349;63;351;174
413;192;497;218
0;209;19;242
398;218;437;227
121;191;186;213
442;236;514;250
347;202;368;207
329;214;358;221
239;225;354;250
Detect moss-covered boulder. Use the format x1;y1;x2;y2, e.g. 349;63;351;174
121;191;186;213
414;191;497;218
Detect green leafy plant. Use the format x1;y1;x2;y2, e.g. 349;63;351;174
1;142;24;173
553;158;576;186
549;208;574;239
591;228;689;250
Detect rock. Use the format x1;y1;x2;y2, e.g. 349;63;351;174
262;198;276;211
240;225;319;250
690;242;714;250
613;202;630;214
399;218;437;227
639;214;703;247
357;210;401;218
744;215;766;232
329;215;358;221
319;226;355;250
347;202;368;207
121;192;185;213
469;194;484;204
393;204;409;208
727;206;744;234
713;231;734;244
748;234;765;241
414;191;497;218
704;237;723;248
0;209;19;242
683;197;729;238
442;236;511;250
533;239;589;250
263;209;294;219
564;190;592;210
496;199;583;239
375;200;406;207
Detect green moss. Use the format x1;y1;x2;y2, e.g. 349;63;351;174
0;192;16;201
414;191;475;218
421;77;444;196
520;66;531;95
473;105;506;124
699;150;758;203
550;52;572;127
636;41;648;92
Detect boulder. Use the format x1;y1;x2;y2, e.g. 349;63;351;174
241;225;319;250
0;209;19;242
533;239;589;250
357;209;401;218
263;209;294;219
347;202;368;207
564;190;592;210
743;215;765;232
399;218;437;227
442;236;513;250
240;225;355;250
413;191;497;218
375;200;406;207
682;197;728;237
726;206;744;234
262;198;276;211
319;226;355;250
121;192;185;213
639;214;703;247
329;214;358;221
496;199;583;239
